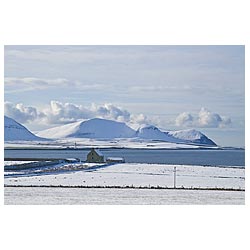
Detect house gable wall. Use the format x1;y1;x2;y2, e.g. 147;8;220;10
87;149;104;163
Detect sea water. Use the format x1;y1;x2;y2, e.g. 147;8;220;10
4;149;245;167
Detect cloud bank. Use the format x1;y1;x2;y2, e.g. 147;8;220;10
4;102;44;124
5;101;232;130
4;101;148;127
4;77;74;93
175;107;232;128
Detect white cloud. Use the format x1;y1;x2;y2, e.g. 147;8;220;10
130;113;148;124
175;112;194;127
175;108;232;128
4;102;44;123
4;77;113;94
90;103;131;122
5;77;73;93
5;77;71;86
42;101;93;124
4;101;149;128
198;107;231;128
4;101;232;131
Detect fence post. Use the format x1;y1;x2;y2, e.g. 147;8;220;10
173;167;176;188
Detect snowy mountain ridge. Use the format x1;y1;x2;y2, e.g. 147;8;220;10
135;125;182;143
37;118;216;146
5;116;217;146
166;129;217;146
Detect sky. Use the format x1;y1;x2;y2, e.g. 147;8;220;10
4;45;245;147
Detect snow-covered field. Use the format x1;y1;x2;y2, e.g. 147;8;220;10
4;162;244;204
4;163;245;189
4;187;245;205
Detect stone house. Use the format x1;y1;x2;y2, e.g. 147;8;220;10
87;148;105;163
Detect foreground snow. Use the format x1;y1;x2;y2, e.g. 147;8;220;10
5;162;244;205
4;187;244;205
4;163;244;189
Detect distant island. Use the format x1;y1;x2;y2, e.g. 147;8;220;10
5;115;217;148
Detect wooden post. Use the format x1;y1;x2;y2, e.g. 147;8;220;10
173;167;176;188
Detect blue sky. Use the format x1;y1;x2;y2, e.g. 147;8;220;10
4;45;245;146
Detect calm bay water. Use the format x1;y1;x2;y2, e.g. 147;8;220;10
4;149;245;167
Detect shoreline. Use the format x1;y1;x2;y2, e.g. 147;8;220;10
4;146;244;150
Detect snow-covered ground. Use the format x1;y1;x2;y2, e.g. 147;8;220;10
4;187;244;205
4;137;218;149
4;163;244;189
4;162;244;205
4;160;39;166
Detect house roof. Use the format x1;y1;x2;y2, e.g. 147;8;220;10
93;149;104;156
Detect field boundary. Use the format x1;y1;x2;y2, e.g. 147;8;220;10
4;184;245;192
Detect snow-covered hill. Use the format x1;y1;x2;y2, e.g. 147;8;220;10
167;129;217;146
4;116;47;141
5;116;216;146
36;118;216;146
135;125;216;146
37;118;135;139
135;125;182;143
